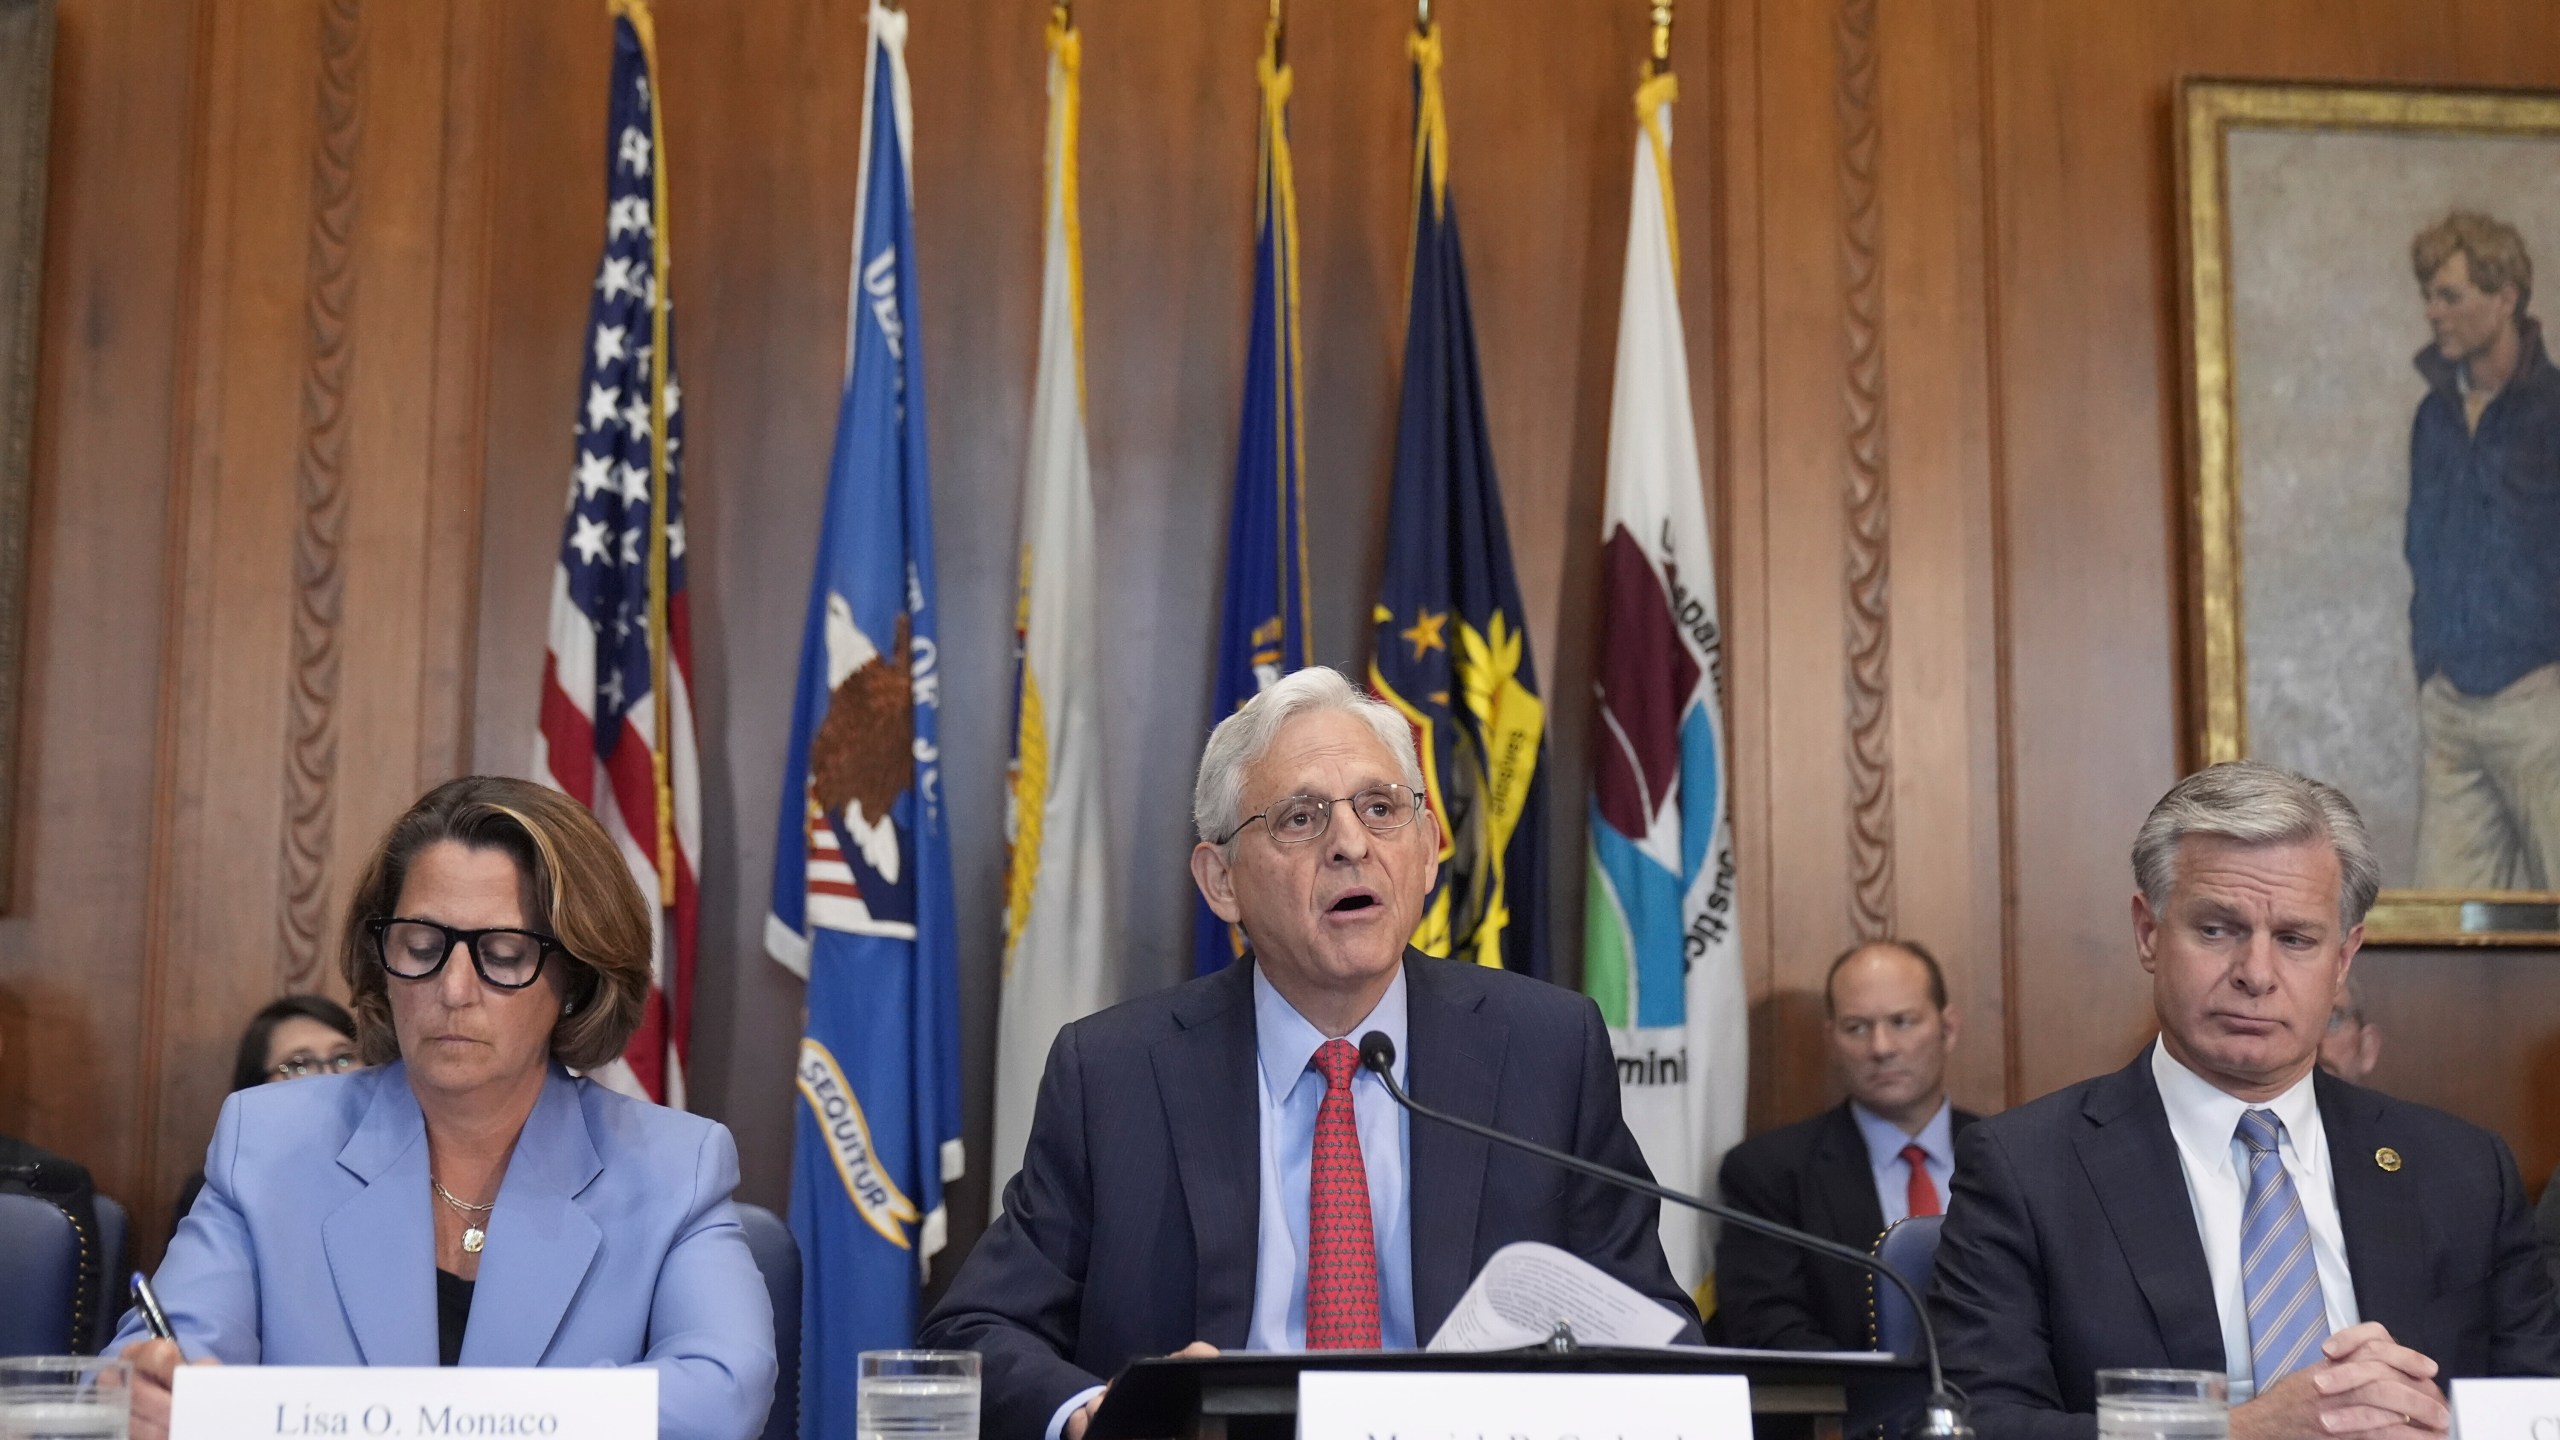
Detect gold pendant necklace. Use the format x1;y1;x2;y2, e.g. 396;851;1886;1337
432;1178;495;1255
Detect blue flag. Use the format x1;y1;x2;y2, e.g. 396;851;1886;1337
766;7;961;1433
1367;22;1551;978
1194;17;1312;975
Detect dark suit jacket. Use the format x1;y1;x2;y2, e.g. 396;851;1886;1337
919;951;1700;1440
1930;1047;2560;1440
1715;1099;1978;1350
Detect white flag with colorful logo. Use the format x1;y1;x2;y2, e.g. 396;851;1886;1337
993;7;1112;1198
1581;70;1745;1297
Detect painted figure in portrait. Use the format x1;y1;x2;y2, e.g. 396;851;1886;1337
2402;212;2560;891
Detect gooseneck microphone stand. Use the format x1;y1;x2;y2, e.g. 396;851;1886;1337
1357;1030;1972;1440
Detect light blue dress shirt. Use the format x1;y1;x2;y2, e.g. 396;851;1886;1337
1851;1097;1956;1227
1245;962;1414;1351
1042;966;1417;1440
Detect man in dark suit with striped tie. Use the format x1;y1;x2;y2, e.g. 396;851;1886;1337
1930;762;2560;1440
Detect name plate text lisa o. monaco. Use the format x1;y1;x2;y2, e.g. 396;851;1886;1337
2452;1378;2560;1440
171;1366;657;1440
1298;1371;1752;1440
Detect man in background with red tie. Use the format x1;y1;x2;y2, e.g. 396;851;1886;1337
1713;940;1975;1350
922;667;1696;1440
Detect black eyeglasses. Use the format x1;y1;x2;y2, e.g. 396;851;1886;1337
366;917;566;991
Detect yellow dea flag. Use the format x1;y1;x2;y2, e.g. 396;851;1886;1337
993;3;1114;1201
1368;16;1552;978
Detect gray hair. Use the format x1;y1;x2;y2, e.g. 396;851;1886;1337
2131;760;2382;931
1192;667;1427;848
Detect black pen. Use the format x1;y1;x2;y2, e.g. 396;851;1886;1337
130;1271;182;1359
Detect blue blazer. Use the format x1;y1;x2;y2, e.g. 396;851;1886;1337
113;1063;776;1440
920;952;1700;1440
1930;1048;2560;1440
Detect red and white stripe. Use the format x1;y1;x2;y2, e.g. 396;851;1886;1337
536;565;700;1108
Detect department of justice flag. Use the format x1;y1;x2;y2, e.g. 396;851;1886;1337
1194;10;1312;976
767;4;963;1423
535;0;699;1108
994;7;1112;1197
1582;68;1745;1297
1367;20;1551;979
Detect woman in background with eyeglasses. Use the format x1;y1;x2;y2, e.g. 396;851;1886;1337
114;776;775;1440
167;994;366;1243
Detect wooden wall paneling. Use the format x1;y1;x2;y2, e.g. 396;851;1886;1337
1870;0;2006;1111
0;0;199;1216
1710;0;1779;1134
1981;1;2187;1111
324;0;491;948
469;0;596;794
411;0;496;787
141;0;331;1249
1836;0;1894;946
1739;0;1857;1127
275;0;363;998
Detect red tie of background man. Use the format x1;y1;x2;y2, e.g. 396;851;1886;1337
1306;1039;1383;1348
1901;1142;1941;1218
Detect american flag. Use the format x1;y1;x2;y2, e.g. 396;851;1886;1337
536;6;699;1108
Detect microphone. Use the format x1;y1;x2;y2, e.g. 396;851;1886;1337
1357;1030;1970;1440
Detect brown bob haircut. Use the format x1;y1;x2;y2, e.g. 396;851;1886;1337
337;775;652;1072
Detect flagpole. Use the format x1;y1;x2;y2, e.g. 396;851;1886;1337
1636;0;1681;284
611;0;679;908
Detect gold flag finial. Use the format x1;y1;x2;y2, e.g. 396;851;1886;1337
1648;0;1674;76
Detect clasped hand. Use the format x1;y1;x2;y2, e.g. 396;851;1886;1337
2231;1324;2449;1440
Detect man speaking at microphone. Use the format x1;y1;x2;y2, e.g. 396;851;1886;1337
922;667;1696;1440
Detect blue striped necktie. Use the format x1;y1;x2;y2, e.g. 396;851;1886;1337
2238;1108;2332;1388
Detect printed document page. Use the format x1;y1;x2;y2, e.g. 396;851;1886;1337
1425;1241;1689;1352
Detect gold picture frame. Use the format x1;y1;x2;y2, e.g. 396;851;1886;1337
2179;78;2560;945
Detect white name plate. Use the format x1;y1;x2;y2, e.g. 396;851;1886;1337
172;1366;657;1440
2452;1378;2560;1440
1299;1370;1752;1440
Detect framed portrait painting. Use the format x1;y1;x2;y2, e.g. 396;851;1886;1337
2180;79;2560;945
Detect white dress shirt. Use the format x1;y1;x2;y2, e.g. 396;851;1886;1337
2149;1041;2361;1398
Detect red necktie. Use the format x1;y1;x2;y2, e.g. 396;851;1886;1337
1901;1142;1941;1218
1305;1039;1382;1349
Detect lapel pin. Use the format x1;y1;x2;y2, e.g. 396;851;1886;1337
2375;1146;2402;1173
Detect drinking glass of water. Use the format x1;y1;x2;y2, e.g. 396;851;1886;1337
0;1356;132;1440
2097;1368;2229;1440
858;1349;981;1440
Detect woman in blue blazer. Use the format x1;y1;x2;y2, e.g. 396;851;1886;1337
115;777;776;1440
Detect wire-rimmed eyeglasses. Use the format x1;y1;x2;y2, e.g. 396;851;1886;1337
366;917;566;992
1218;783;1423;847
266;1051;360;1082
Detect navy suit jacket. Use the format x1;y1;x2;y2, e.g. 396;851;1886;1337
111;1063;776;1440
919;952;1699;1440
1930;1048;2560;1440
1715;1099;1978;1350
